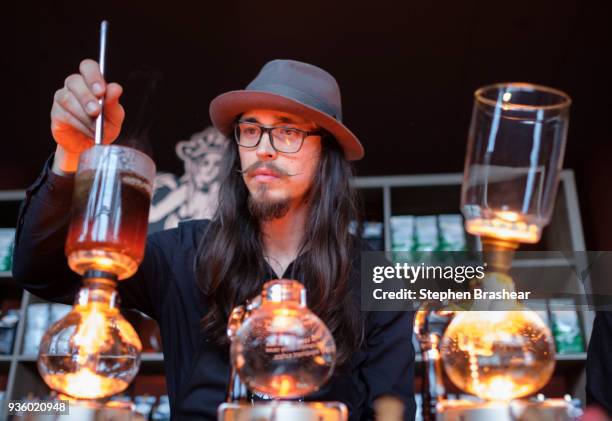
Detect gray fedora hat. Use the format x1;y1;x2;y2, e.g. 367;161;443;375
209;59;364;161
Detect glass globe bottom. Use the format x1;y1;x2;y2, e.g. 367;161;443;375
231;280;336;399
233;307;336;398
37;281;142;399
441;310;555;401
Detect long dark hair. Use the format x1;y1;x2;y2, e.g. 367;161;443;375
195;134;364;365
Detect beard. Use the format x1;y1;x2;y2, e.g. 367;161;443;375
247;185;291;221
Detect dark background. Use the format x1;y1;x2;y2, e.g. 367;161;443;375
5;0;612;248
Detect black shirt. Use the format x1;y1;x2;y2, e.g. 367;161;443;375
12;157;417;421
586;311;612;415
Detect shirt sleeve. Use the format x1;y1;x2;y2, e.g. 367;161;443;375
361;309;417;420
353;237;416;420
12;155;169;320
586;311;612;415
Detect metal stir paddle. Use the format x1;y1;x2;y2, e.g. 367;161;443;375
94;20;108;145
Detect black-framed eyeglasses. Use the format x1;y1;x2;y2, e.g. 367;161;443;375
234;120;322;153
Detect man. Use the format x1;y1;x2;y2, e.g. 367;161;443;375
13;59;416;420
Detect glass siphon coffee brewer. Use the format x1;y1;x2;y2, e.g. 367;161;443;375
30;21;155;421
37;143;156;400
218;279;349;421
436;83;577;421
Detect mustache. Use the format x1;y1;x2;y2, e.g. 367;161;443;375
236;161;301;177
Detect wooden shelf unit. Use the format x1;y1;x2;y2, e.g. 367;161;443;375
0;170;593;420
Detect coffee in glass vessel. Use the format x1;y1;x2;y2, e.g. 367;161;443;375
65;145;156;280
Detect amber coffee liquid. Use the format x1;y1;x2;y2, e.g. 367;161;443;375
66;169;151;279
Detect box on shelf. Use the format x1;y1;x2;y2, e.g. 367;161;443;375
23;303;71;355
390;215;415;264
549;299;585;354
133;395;157;419
363;221;384;251
349;220;384;251
391;214;467;252
414;216;437;252
0;310;19;354
391;215;415;251
50;304;71;324
437;214;466;251
391;214;467;264
24;303;50;355
0;228;15;272
151;395;171;420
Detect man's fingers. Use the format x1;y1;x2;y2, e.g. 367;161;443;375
51;60;124;149
104;103;125;134
105;82;123;103
51;102;96;139
79;59;106;97
103;83;125;129
65;74;101;118
56;78;124;141
53;88;95;131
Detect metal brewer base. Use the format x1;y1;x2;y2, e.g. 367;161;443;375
436;399;578;421
218;401;348;421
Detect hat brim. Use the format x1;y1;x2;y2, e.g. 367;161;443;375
209;90;364;161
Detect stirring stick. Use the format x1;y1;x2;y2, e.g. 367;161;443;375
94;20;108;145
